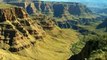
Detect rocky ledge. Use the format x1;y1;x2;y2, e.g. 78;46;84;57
0;4;47;52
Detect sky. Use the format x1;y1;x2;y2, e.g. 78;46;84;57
41;0;107;8
41;0;107;3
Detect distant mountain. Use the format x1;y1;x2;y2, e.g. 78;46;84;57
70;0;107;7
89;7;107;20
69;0;107;15
6;1;96;20
97;8;107;14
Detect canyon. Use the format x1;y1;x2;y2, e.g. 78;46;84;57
0;0;107;60
0;3;78;60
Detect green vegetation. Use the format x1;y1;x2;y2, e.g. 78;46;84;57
0;1;107;60
16;28;79;60
71;34;107;60
0;3;16;8
0;27;79;60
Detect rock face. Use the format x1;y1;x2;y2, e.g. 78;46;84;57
26;3;37;14
7;2;35;14
53;3;64;17
8;1;52;14
0;8;16;22
0;7;28;22
7;2;98;32
0;5;46;52
68;3;92;16
32;14;55;30
6;1;94;19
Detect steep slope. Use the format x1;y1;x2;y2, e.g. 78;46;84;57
0;3;79;60
96;18;107;32
6;1;98;33
31;14;55;30
0;3;46;51
69;34;107;60
16;29;78;60
0;49;33;60
26;3;38;14
33;2;95;19
6;1;96;20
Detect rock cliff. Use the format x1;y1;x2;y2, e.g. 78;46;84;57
6;1;97;32
32;14;55;30
6;1;95;19
0;4;46;52
0;3;79;60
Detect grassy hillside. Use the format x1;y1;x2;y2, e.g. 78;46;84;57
0;3;79;60
0;3;16;8
0;49;34;60
70;34;107;60
0;27;79;60
17;27;79;60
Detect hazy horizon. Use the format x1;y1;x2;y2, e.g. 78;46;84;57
42;0;107;3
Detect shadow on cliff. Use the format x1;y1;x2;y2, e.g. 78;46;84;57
96;18;107;32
